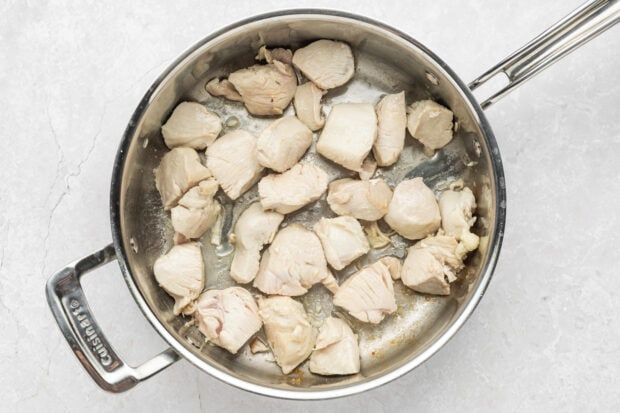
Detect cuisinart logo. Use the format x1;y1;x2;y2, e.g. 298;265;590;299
69;298;114;368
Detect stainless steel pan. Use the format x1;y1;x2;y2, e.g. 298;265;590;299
46;0;619;399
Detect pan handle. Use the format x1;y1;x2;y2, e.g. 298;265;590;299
469;0;619;109
45;244;180;392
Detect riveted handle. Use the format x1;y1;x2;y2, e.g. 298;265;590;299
45;244;180;392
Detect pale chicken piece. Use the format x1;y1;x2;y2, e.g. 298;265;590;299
327;178;393;221
359;158;377;180
161;102;222;150
309;317;360;376
205;78;243;102
333;260;397;324
256;116;313;172
255;45;293;65
258;163;328;214
292;40;354;89
194;287;262;354
317;103;377;172
439;187;480;253
171;179;221;239
206;130;264;200
313;216;370;270
254;224;336;296
155;147;212;210
378;256;402;280
249;337;269;354
258;296;316;374
153;242;204;315
228;61;297;116
374;92;406;166
229;202;284;284
293;82;326;131
407;100;454;153
385;177;441;240
401;235;464;295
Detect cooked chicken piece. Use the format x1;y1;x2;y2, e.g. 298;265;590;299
256;116;313;172
313;216;370;270
171;179;221;239
254;224;336;296
155;147;212;210
249;337;269;354
439;187;480;253
401;234;464;295
292;40;354;90
255;45;293;65
205;130;263;200
194;287;262;354
363;221;393;249
317;103;377;172
293;82;326;131
327;178;393;221
258;163;328;214
333;260;397;324
385;177;440;240
205;78;243;102
258;296;316;374
407;100;454;154
374;92;406;166
228;61;297;116
309;317;360;376
230;202;284;284
161;102;222;150
359;158;377;180
378;256;402;280
153;242;204;315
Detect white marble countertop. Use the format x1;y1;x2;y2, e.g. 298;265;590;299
1;0;619;411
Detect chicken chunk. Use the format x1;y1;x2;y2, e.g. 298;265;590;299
205;130;263;200
258;163;328;214
401;234;464;295
293;82;326;131
155;147;212;210
374;92;406;166
171;179;221;239
205;78;243;102
327;178;393;221
407;100;454;153
378;256;402;280
255;45;293;65
313;216;370;270
317;103;377;172
161;102;222;150
333;260;397;324
258;296;316;374
153;242;204;315
228;61;297;116
292;40;354;90
256;116;313;172
194;287;262;354
359;158;377;181
230;202;284;284
309;317;360;376
385;177;440;240
439;187;480;253
254;224;336;296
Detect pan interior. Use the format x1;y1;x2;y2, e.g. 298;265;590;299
116;13;500;395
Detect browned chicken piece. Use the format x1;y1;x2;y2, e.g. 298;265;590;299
401;234;463;295
309;317;360;376
256;116;313;172
161;102;222;150
258;296;316;374
155;147;212;210
206;130;264;200
293;82;326;131
228;61;297;116
385;177;440;240
292;40;354;89
153;242;204;315
407;100;454;154
374;92;406;166
327;178;393;221
333;260;397;324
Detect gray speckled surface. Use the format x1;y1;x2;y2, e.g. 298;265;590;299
1;0;619;411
